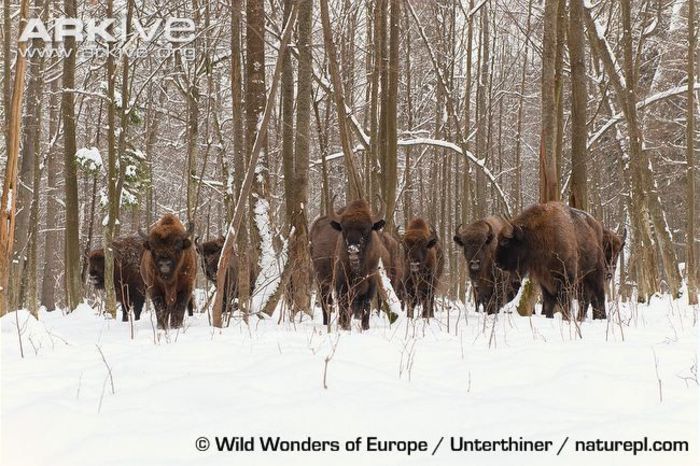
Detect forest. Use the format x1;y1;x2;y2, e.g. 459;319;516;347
1;0;698;322
0;0;698;464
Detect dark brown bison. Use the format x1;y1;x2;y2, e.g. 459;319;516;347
330;199;389;330
88;236;146;321
494;202;606;321
310;213;341;326
402;218;444;318
602;227;626;282
139;214;197;329
194;236;257;313
453;217;519;314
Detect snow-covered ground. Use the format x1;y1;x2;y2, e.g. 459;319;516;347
2;296;698;465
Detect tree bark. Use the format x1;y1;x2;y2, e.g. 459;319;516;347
568;0;588;210
540;0;560;202
687;0;698;304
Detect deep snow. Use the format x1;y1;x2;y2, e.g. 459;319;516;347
1;296;698;466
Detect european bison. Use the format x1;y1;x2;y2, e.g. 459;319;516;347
453;217;520;314
402;218;444;318
88;235;146;321
330;199;388;330
494;202;606;321
310;213;341;326
195;236;257;313
139;214;197;329
603;227;626;282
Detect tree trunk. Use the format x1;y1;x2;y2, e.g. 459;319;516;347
687;0;698;304
0;0;29;316
540;0;560;202
62;0;83;311
568;0;588;210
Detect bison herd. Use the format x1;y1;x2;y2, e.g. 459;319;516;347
87;200;625;330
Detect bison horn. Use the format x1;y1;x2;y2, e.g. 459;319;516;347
138;228;149;240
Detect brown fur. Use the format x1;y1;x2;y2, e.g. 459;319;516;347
195;236;257;313
494;202;606;320
140;214;197;329
329;199;388;330
402;218;444;318
310;213;341;326
453;217;519;314
569;208;607;319
602;228;625;281
88;236;146;321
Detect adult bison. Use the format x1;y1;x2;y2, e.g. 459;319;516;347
329;199;389;330
195;236;257;313
494;202;606;321
602;227;626;282
310;213;341;326
139;214;197;329
402;218;444;318
88;236;146;321
453;217;519;314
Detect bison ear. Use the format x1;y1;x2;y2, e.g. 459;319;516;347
453;235;463;246
426;238;438;249
330;220;342;231
372;219;385;231
182;238;192;249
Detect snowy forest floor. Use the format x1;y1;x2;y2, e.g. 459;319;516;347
1;295;698;466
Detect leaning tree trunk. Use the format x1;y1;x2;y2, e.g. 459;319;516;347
0;0;29;317
686;0;698;304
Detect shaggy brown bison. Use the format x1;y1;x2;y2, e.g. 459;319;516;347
88;236;146;321
139;214;197;329
195;236;257;313
453;217;520;314
603;227;626;282
402;218;444;318
310;213;341;326
330;199;388;330
494;202;606;321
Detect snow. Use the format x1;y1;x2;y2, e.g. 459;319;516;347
75;147;103;173
2;295;697;466
252;194;287;310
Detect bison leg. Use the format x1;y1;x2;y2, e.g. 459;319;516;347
120;302;129;322
133;293;145;321
336;288;351;331
360;299;371;330
541;288;556;319
151;294;168;329
169;291;192;328
588;273;607;320
187;297;194;316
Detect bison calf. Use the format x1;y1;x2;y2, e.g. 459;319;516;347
330;199;388;330
402;218;443;318
140;214;197;329
88;236;146;321
453;217;519;314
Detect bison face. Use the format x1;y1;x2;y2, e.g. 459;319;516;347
88;252;106;289
604;229;626;281
454;223;495;278
494;224;525;273
331;218;385;273
195;237;222;283
404;237;438;274
144;236;192;281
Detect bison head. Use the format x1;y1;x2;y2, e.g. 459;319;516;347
404;234;437;274
87;250;106;289
140;221;195;281
603;228;626;281
330;216;385;274
454;221;496;277
494;222;526;273
195;236;224;283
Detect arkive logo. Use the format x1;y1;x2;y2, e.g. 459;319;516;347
19;17;196;43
